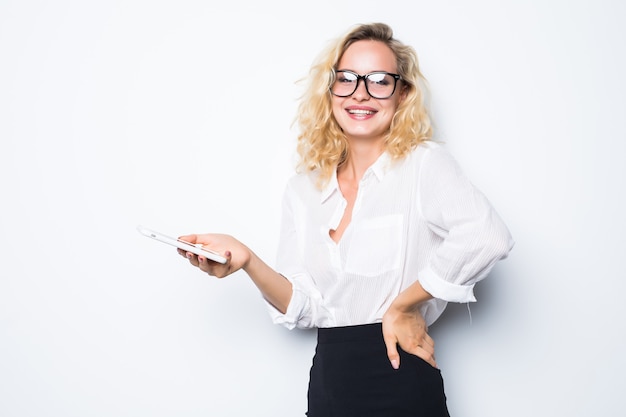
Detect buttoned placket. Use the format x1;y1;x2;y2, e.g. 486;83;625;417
324;169;377;273
325;194;345;271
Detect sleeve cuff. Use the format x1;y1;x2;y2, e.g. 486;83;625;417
419;266;477;303
265;286;307;330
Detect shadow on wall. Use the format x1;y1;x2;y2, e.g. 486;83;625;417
430;264;513;336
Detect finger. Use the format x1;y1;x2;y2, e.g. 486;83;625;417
407;341;437;368
402;342;433;362
398;333;436;366
419;336;435;357
415;345;438;368
382;331;401;370
178;234;198;244
423;332;435;349
197;255;212;272
186;252;199;267
198;251;231;277
214;251;233;278
177;248;194;258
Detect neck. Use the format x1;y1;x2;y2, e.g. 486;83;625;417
338;140;385;182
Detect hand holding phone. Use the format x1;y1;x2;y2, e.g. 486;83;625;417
137;225;227;264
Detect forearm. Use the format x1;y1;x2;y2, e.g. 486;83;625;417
390;280;433;313
243;251;293;314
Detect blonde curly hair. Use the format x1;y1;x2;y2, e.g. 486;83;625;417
295;22;433;188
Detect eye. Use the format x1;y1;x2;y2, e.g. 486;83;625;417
367;73;391;86
337;71;357;83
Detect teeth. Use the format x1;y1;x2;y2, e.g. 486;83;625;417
348;109;375;115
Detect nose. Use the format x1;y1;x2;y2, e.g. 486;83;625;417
352;79;370;101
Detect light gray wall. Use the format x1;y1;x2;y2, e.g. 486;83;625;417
1;1;624;416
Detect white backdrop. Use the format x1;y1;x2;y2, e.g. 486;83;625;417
2;1;625;416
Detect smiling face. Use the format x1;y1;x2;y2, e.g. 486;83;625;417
331;40;405;145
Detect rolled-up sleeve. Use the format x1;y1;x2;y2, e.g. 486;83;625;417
417;145;514;303
266;272;334;329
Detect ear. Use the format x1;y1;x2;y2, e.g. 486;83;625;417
399;84;409;102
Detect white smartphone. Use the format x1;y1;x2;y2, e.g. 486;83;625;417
137;225;227;264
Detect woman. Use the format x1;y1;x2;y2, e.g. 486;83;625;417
178;22;513;416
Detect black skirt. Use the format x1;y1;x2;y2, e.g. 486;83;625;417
306;323;450;417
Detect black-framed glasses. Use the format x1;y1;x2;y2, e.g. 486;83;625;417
330;70;401;99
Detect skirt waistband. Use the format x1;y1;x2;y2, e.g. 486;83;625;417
317;322;383;344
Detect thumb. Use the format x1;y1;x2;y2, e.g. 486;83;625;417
178;234;198;244
383;332;400;370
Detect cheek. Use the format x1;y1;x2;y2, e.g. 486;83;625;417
385;98;403;117
331;98;342;113
331;101;345;122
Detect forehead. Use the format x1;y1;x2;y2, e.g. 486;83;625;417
337;40;398;73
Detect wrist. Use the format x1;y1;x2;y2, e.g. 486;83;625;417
390;282;433;314
389;298;420;315
240;247;255;271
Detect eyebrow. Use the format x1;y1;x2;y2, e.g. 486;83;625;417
336;69;398;74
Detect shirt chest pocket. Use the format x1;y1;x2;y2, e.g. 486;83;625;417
344;214;403;276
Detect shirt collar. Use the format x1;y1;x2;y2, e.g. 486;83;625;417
369;151;393;182
320;169;339;203
319;151;393;203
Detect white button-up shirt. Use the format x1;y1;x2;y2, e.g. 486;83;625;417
268;141;514;329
